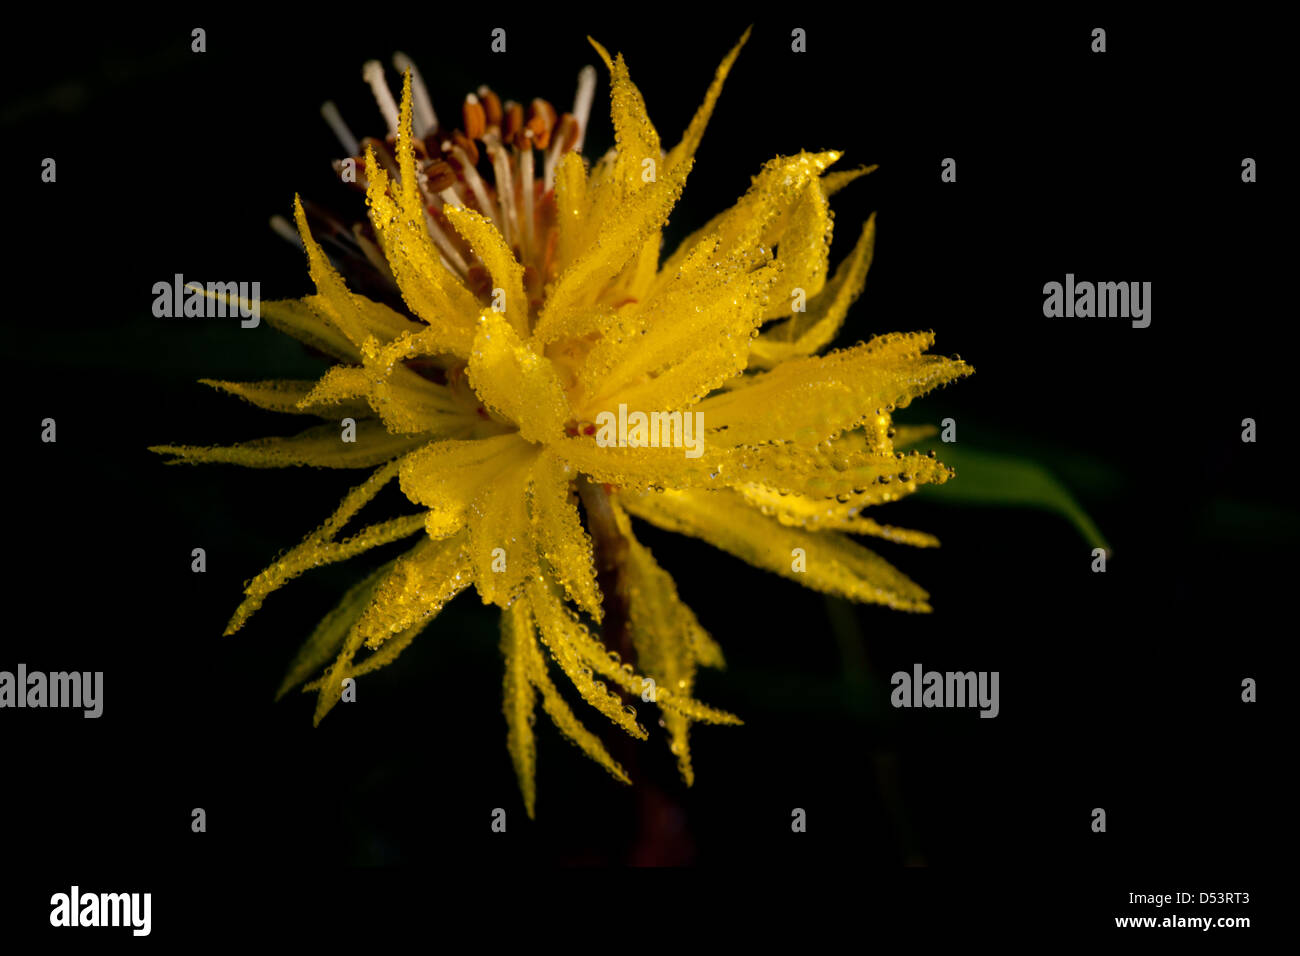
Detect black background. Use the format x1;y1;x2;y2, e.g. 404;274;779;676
1;7;1285;935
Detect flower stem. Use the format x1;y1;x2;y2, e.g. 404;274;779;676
576;477;694;864
575;477;631;661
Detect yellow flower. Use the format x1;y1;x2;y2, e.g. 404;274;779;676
151;30;971;818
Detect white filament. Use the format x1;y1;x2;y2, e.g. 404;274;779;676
571;65;597;154
269;215;304;250
393;52;439;137
320;101;359;156
362;60;400;139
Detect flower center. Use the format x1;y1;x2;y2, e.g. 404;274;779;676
325;57;599;317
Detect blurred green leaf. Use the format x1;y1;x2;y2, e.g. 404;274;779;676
920;445;1109;552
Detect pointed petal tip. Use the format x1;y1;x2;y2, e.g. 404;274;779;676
291;194;315;248
586;36;613;71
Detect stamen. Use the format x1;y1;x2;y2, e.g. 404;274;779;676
392;52;439;136
435;141;470;208
320;101;359;157
502;100;524;145
451;130;480;167
351;224;392;278
422;159;458;193
571;65;597;153
544;113;577;190
477;86;503;128
405;169;471;276
486;141;518;248
423;210;471;276
463;94;487;141
451;144;500;223
439;185;464;208
526;99;556;150
519;135;536;261
269;215;305;250
362;61;400;139
361;136;402;182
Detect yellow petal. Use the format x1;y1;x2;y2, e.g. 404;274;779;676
234;512;425;636
581;155;841;406
300;366;369;408
375;366;479;437
584;39;661;225
199;378;367;419
621;488;932;612
608;502;737;784
820;163;877;199
398;434;536;538
443;204;529;336
737;484;941;546
551;151;589;279
664;27;751;173
605;230;661;306
467;312;572;444
536;67;692;338
531;301;615;350
357;329;493;437
364;145;480;354
292;194;422;348
304;544;452;727
521;595;631;785
501;601;538;818
150;419;427;469
733;441;956;506
697;332;972;448
530;452;603;620
467;451;538;607
299;362;481;439
757;177;833;322
579;41;671;311
365;322;465;368
527;575;648;740
751;214;876;368
275;559;397;701
346;621;425;678
314;338;482;438
354;530;473;650
223;459;421;635
534;156;691;337
892;424;939;448
576;235;780;415
261;296;361;363
550;436;730;491
656;151;842;288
